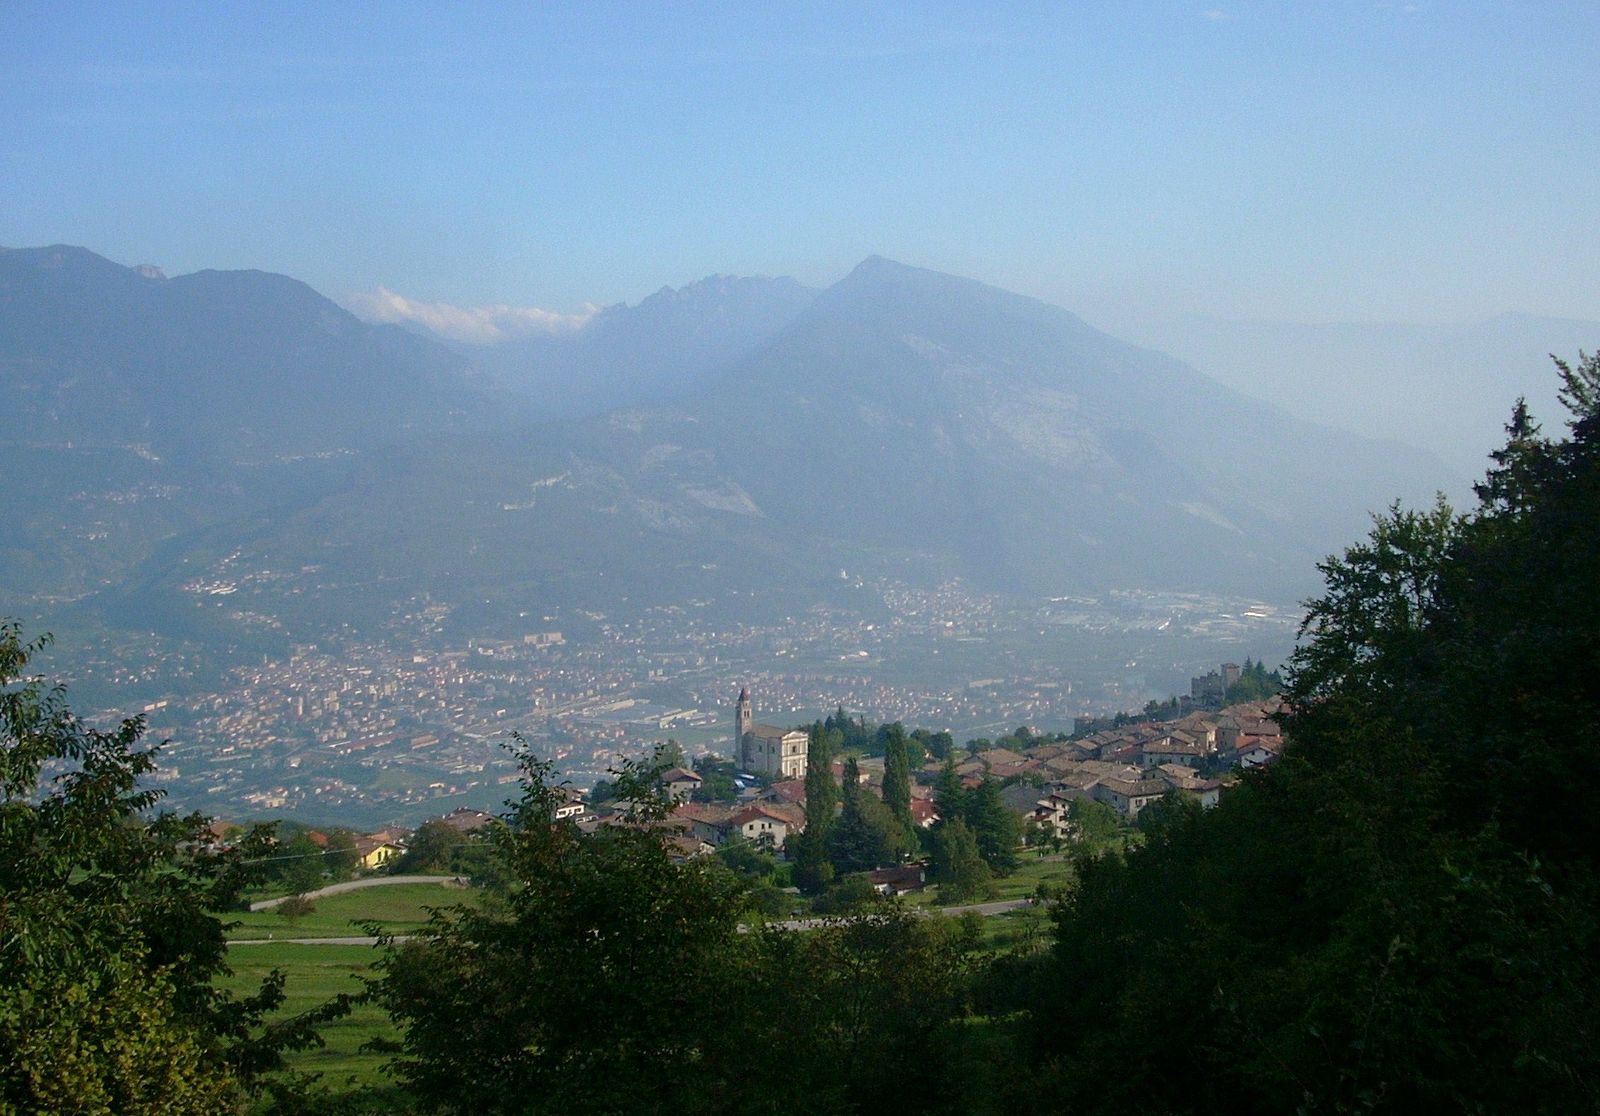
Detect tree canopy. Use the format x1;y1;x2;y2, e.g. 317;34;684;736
1034;355;1600;1114
0;623;341;1113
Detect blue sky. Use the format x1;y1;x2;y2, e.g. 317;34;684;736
3;2;1596;332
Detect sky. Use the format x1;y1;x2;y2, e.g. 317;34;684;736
3;2;1597;337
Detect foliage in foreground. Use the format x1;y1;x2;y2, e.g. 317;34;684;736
365;747;984;1115
0;624;344;1115
1036;355;1600;1114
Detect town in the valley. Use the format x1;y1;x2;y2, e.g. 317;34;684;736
281;665;1286;895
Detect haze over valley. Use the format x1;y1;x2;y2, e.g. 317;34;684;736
0;240;1561;821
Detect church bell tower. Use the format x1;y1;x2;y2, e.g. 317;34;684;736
734;686;753;767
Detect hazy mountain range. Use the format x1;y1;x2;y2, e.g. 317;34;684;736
1135;311;1599;476
2;244;1475;657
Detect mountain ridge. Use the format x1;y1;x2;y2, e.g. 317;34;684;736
1;245;1461;652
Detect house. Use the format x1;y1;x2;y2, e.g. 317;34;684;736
436;807;494;832
1234;736;1283;769
355;836;404;870
1139;737;1209;769
673;802;735;847
728;804;796;850
1029;792;1078;842
662;767;703;800
755;778;808;808
552;786;589;822
866;865;927;895
1153;764;1223;808
1091;777;1171;820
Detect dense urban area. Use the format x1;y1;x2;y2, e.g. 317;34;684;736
56;578;1296;827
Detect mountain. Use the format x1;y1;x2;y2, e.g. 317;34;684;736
0;245;517;606
2;248;1460;656
226;257;1456;630
1133;311;1600;475
457;273;816;419
546;257;1455;600
0;244;512;463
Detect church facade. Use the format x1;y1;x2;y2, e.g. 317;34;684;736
734;687;808;780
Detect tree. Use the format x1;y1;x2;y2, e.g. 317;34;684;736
279;831;327;895
691;753;737;802
932;754;966;823
367;742;983;1114
880;722;914;834
0;623;340;1113
1033;357;1600;1114
964;777;1021;875
1223;657;1284;705
322;828;361;880
928;817;993;903
398;818;466;873
793;724;839;893
366;745;749;1114
1066;798;1121;854
827;755;909;875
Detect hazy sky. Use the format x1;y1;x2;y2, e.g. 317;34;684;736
3;2;1596;333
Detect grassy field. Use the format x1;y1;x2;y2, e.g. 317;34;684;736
904;851;1077;910
220;942;397;1093
216;868;1058;1105
227;881;478;940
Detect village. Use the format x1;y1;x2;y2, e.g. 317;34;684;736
274;668;1286;903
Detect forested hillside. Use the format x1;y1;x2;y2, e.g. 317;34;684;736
1036;355;1600;1113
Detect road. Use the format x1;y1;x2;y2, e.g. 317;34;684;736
248;875;464;911
229;896;1038;945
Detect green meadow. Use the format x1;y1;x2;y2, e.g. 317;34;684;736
227;881;478;941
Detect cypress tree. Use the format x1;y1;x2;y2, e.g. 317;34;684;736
794;724;839;893
881;723;912;828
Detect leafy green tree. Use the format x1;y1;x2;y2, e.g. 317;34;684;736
917;728;955;761
366;745;749;1114
964;777;1021;875
715;837;777;881
827;755;909;874
691;753;738;802
1223;657;1284;704
0;623;340;1113
1066;797;1121;854
398;818;466;873
276;894;316;926
321;827;361;880
811;872;878;915
714;911;975;1113
279;831;327;895
928;817;993;903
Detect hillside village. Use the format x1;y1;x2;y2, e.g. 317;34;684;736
256;677;1285;897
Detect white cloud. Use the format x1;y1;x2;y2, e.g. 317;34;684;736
344;287;599;344
1201;9;1235;20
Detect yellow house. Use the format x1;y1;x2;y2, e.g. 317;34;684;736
355;837;404;870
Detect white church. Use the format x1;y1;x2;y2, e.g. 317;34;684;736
733;687;809;780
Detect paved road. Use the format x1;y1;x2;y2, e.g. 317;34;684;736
770;897;1033;932
248;875;464;912
233;935;398;946
229;897;1038;946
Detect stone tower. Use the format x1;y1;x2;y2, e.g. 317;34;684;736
734;686;753;765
